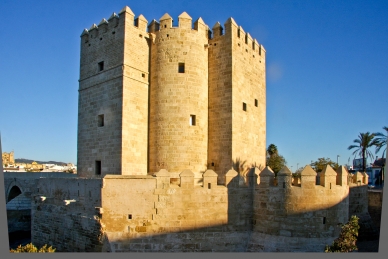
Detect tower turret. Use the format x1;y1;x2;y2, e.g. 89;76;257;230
148;12;209;174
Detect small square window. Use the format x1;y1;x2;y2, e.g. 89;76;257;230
190;115;196;126
254;99;258;107
178;63;185;73
98;61;104;71
98;114;104;127
243;102;247;111
95;161;101;175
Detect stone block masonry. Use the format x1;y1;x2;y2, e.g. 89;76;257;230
28;165;369;252
77;6;266;181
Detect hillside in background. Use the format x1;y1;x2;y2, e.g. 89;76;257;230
15;158;68;166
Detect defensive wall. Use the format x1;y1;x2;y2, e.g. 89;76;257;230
24;165;370;252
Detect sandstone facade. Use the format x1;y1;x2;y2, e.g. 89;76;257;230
27;165;369;252
77;6;266;182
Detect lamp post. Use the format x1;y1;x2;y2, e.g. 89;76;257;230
297;163;299;171
337;155;340;165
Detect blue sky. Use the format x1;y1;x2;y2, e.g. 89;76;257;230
1;0;387;170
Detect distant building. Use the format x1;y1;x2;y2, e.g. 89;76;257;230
348;157;385;186
2;151;14;165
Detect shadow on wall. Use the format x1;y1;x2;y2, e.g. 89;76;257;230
94;165;375;252
23;165;379;252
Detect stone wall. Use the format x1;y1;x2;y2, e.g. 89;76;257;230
208;21;233;184
96;165;352;252
368;189;383;228
12;163;371;252
31;178;103;252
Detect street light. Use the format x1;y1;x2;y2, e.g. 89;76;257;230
337;155;340;165
297;163;299;171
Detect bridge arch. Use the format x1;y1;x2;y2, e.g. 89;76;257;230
8;186;22;202
6;180;24;203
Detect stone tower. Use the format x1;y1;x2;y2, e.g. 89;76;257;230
208;19;266;183
77;7;149;176
148;12;209;174
77;6;266;181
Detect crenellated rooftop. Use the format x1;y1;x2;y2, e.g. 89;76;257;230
79;6;265;53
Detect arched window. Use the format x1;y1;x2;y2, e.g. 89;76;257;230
8;186;22;202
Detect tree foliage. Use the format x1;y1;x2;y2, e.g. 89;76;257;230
311;157;339;172
267;144;278;157
266;144;286;175
10;243;56;253
325;215;360;253
374;126;388;157
348;132;380;172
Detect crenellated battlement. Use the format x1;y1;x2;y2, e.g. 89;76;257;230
80;6;149;44
149;164;366;193
209;17;265;55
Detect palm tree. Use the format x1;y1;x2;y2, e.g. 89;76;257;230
374;126;388;157
348;132;380;172
267;144;278;157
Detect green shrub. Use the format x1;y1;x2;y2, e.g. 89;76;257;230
325;215;359;252
10;243;56;253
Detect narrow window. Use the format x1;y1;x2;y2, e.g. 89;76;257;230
98;114;104;127
190;115;196;126
142;73;145;78
178;63;185;73
128;214;132;219
283;182;285;188
211;162;215;167
255;99;258;107
323;217;326;224
243;102;247;111
95;160;101;175
98;61;104;71
208;183;211;189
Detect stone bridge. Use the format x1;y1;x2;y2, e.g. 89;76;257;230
3;172;77;233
